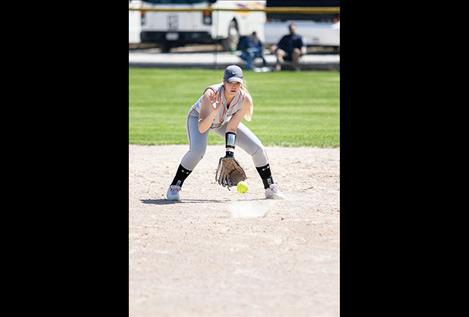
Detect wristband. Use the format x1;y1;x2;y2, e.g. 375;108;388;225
225;132;236;151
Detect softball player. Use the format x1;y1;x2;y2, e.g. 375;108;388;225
166;65;284;201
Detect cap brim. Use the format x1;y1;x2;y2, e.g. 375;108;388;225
227;77;243;83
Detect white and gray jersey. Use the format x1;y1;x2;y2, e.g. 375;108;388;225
180;83;268;171
189;83;245;129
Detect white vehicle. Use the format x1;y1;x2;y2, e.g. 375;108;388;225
264;20;339;47
264;0;340;49
129;0;143;44
139;0;266;52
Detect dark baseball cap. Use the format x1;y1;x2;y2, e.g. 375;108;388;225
223;65;243;83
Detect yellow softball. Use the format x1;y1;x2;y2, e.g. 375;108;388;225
236;181;249;194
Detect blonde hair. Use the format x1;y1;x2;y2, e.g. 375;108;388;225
241;81;253;121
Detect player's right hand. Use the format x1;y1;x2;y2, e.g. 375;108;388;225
208;91;222;111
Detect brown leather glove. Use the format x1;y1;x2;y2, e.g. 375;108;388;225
215;153;247;189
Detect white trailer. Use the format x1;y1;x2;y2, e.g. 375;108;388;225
139;0;266;52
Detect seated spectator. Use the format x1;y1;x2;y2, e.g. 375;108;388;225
239;31;267;70
332;14;340;29
270;22;306;71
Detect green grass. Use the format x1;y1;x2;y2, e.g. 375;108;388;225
129;68;339;147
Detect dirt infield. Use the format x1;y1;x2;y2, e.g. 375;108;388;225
129;145;340;317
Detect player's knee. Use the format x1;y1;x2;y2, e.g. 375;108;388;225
251;145;269;166
251;144;266;159
190;146;206;161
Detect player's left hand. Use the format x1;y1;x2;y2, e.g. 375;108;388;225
215;153;247;189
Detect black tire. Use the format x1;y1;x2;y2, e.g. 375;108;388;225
160;42;172;53
222;20;239;52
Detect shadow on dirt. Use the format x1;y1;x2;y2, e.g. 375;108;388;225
141;198;229;205
141;198;268;205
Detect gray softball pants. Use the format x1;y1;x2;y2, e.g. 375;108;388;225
180;112;269;171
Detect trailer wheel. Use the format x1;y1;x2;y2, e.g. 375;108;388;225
160;42;172;53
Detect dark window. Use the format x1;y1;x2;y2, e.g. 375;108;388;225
266;0;340;22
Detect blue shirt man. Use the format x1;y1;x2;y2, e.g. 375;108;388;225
272;22;306;71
